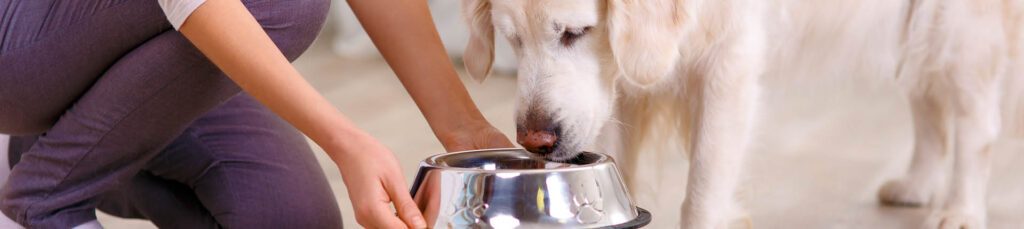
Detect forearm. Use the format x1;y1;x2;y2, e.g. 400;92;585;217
179;0;363;158
346;0;489;142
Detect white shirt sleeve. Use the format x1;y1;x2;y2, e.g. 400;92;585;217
158;0;208;30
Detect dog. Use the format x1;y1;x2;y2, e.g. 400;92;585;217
462;0;1022;228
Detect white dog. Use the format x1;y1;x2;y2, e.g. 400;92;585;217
462;0;1021;228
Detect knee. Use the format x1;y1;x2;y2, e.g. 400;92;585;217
252;0;331;61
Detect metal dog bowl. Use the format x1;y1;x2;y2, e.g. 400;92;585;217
410;148;651;228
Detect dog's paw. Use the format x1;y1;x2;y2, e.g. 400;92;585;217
679;207;750;229
677;217;750;229
878;178;933;207
726;214;753;229
925;209;986;229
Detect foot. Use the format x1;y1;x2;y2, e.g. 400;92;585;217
727;213;753;229
926;208;986;229
878;178;935;207
678;214;751;229
679;204;749;229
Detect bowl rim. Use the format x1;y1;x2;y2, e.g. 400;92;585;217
419;148;614;173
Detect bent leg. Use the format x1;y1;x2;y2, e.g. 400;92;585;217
141;94;342;228
14;95;341;229
0;30;241;228
0;0;329;227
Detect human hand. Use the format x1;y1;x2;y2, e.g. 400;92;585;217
437;120;514;152
330;131;426;229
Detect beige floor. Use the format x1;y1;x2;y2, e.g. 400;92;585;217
90;38;1024;228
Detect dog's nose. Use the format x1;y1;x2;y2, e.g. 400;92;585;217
518;109;559;154
518;129;558;155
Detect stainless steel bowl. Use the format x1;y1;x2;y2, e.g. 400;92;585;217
410;148;651;228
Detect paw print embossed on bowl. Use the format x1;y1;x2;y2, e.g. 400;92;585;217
572;181;605;224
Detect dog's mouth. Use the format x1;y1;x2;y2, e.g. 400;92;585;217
559;151;599;164
544;140;587;162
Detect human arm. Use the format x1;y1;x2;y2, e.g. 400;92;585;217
346;0;513;152
177;0;425;228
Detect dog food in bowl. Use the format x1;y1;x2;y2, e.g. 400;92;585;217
429;149;588;170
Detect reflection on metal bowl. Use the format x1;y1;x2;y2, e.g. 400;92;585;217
410;148;651;228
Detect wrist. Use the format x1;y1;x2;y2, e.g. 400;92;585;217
315;121;377;161
434;117;492;148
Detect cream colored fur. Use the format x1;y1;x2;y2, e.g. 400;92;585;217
463;0;1022;228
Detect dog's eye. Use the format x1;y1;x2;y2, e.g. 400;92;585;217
560;26;592;47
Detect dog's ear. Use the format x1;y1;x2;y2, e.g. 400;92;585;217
463;0;495;83
607;0;685;87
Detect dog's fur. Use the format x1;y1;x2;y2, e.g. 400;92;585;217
463;0;1023;228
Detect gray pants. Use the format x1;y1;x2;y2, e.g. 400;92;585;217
0;0;342;228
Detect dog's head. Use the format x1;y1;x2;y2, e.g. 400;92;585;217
464;0;686;160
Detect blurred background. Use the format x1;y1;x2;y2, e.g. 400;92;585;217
2;0;1023;228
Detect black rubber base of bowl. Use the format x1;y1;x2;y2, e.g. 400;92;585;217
603;207;652;229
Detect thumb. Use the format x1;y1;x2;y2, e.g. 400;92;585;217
388;177;427;228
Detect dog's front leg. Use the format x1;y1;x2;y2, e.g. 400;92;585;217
680;71;758;229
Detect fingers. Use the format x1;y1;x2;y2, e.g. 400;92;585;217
387;176;428;229
351;179;407;229
357;199;408;229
